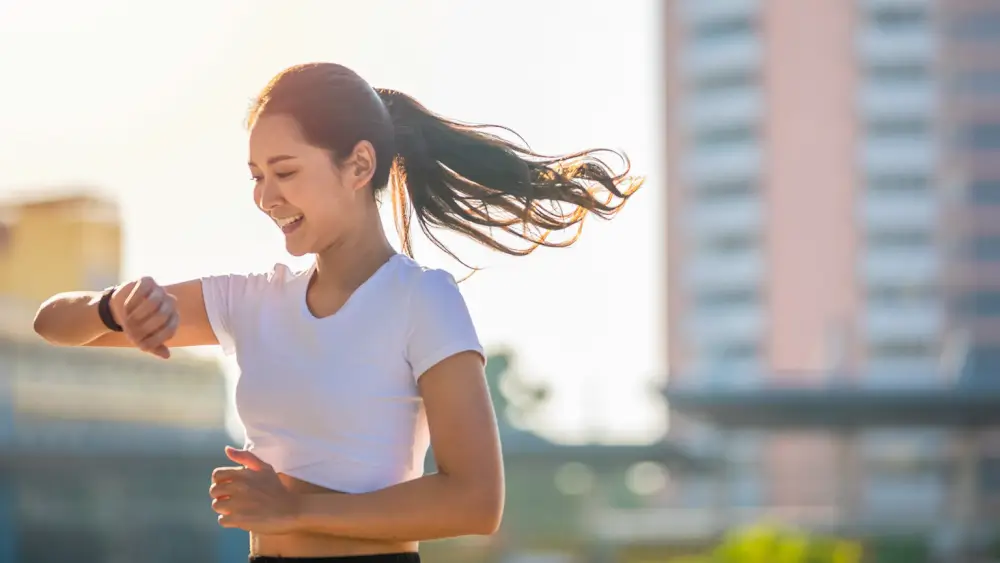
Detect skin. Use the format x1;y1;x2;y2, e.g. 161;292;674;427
31;113;504;557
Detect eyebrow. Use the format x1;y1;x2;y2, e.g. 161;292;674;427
248;155;298;167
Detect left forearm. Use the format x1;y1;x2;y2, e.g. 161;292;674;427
293;473;503;542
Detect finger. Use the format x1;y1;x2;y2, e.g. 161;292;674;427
125;286;166;324
212;497;233;515
212;466;246;484
209;480;244;499
136;311;178;353
149;344;171;360
225;446;271;472
217;514;242;529
124;277;158;314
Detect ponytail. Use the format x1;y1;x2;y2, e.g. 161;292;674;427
375;88;643;265
250;63;642;267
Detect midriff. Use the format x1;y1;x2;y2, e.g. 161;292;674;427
249;473;416;558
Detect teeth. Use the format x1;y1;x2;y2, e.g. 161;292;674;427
275;215;303;227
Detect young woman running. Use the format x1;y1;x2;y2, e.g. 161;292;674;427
33;62;642;562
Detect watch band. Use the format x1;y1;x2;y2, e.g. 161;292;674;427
98;287;124;333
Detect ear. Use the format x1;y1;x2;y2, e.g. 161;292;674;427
342;140;378;192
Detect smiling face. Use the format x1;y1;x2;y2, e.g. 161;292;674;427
248;113;376;256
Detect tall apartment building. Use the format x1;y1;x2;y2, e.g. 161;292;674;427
666;0;1000;386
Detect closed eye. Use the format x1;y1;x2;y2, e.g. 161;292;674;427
250;171;296;182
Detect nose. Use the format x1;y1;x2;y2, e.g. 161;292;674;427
255;176;284;212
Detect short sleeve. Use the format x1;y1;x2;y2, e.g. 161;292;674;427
405;269;484;380
200;271;273;356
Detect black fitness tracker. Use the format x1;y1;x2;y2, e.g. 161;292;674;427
98;286;124;332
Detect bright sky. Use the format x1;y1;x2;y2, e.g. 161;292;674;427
0;0;666;444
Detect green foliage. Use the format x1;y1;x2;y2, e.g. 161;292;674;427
669;524;864;563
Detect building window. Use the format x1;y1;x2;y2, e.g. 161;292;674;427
868;173;930;195
696;179;756;202
954;291;1000;316
868;284;936;307
867;62;930;86
867;117;931;140
965;345;1000;379
970;236;1000;261
691;16;755;44
691;70;757;94
981;458;1000;494
700;233;757;255
867;229;934;251
964;123;1000;149
695;288;758;310
950;11;1000;41
709;341;759;362
870;6;929;32
954;71;1000;96
969;181;1000;204
692;124;756;150
869;340;936;359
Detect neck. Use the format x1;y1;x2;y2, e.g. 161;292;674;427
313;209;397;291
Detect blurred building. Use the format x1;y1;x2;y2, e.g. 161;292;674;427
663;0;1000;560
665;0;1000;383
0;193;244;563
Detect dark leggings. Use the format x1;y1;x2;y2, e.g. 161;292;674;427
249;553;420;563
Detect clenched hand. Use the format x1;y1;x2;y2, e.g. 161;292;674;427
111;276;179;359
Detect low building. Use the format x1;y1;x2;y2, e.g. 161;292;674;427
0;192;244;563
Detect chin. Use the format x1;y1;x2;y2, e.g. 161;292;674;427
285;245;311;257
284;239;313;257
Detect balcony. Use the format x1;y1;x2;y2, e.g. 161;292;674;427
685;143;762;185
857;28;936;66
861;137;937;176
865;303;943;342
679;0;758;26
859;83;937;120
859;0;930;11
687;196;763;239
688;306;764;347
860;192;937;231
685;87;762;131
861;248;939;285
682;34;762;80
862;358;942;389
685;250;764;290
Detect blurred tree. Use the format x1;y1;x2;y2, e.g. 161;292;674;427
668;525;864;563
486;348;550;430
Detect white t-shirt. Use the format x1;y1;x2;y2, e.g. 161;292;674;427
200;254;484;493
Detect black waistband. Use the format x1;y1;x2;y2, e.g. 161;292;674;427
250;553;419;563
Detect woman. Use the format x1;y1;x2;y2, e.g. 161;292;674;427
32;62;642;562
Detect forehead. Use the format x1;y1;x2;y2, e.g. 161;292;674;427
248;114;311;160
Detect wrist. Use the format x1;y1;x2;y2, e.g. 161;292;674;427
107;281;135;327
291;493;337;535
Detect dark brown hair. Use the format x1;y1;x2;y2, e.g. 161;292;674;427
248;62;643;266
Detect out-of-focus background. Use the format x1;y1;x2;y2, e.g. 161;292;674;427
1;0;999;562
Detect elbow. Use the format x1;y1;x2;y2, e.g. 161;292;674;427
32;305;55;343
463;484;504;536
33;298;76;345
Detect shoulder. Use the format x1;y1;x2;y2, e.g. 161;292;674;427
390;256;463;304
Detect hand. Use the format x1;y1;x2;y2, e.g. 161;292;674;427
210;446;302;534
111;276;178;359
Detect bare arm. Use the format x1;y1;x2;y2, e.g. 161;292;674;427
33;278;217;352
211;350;505;540
293;350;504;540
